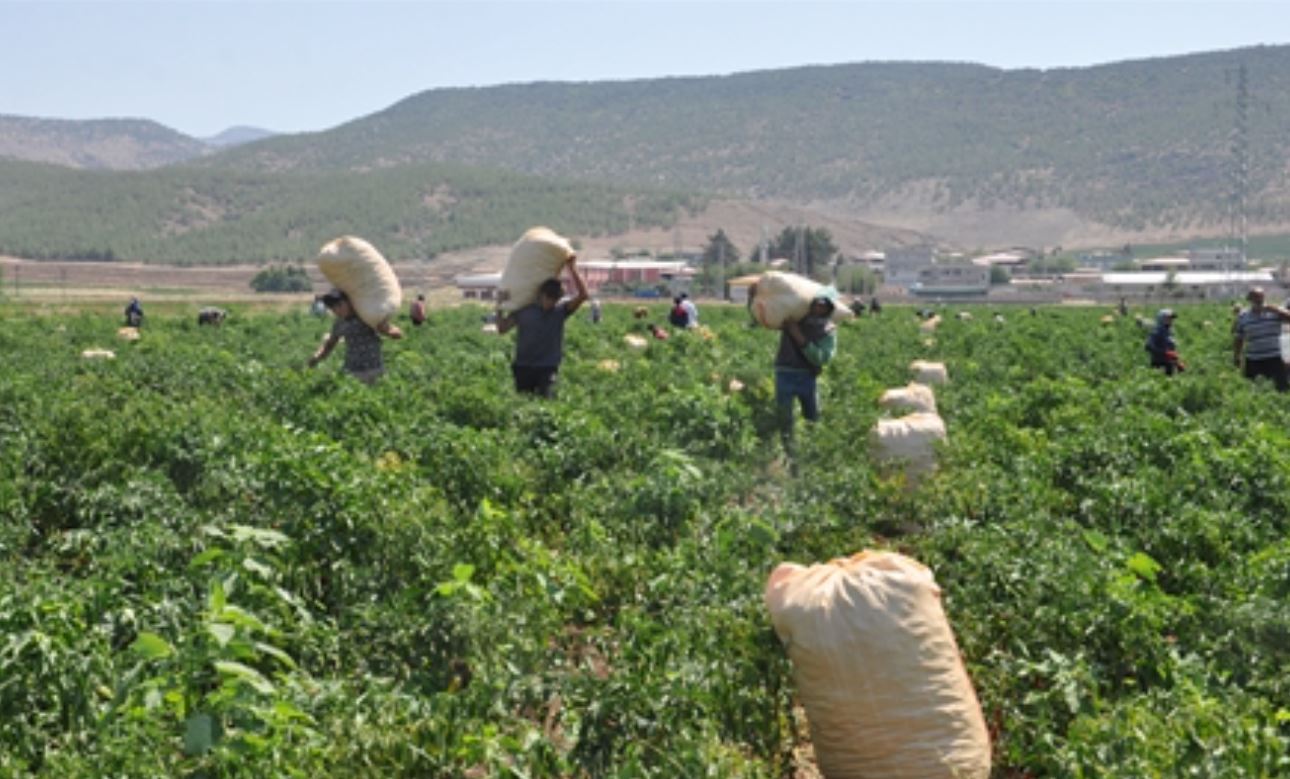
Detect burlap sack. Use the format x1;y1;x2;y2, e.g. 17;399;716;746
870;411;947;477
316;236;402;330
878;382;937;414
765;551;991;779
499;227;575;312
909;360;949;385
749;271;853;329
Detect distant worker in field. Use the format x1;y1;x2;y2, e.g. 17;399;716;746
197;307;227;327
680;293;699;327
410;293;427;327
669;296;690;328
775;287;839;444
308;289;404;384
870;296;882;315
124;297;144;327
589;298;603;324
1233;287;1290;392
495;258;589;398
1144;308;1184;376
1118;297;1129;317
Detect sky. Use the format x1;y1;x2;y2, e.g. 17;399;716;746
2;0;1288;138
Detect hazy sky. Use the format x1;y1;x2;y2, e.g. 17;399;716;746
3;0;1287;138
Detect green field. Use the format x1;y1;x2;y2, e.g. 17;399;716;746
1;302;1287;777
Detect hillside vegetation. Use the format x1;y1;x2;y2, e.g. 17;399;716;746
0;158;700;264
208;45;1290;234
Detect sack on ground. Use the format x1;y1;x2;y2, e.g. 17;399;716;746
500;227;575;312
909;360;949;385
749;271;853;329
764;551;991;779
879;382;937;414
870;411;947;477
316;236;402;329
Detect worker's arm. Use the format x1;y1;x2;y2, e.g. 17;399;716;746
495;291;516;335
377;321;404;340
309;331;340;367
1233;334;1245;368
563;256;589;316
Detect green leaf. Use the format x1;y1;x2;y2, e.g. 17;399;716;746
452;563;475;583
254;641;297;670
131;632;173;660
1125;551;1161;583
207;623;235;648
189;548;225;570
1082;530;1109;553
213;660;276;695
183;713;216;756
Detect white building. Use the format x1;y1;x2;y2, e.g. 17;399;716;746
910;264;990;297
884;245;937;286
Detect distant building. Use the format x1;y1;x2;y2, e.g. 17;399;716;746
1102;270;1274;299
1139;257;1191;272
579;259;692;293
910;264;990;297
884;245;937;286
1187;247;1244;270
455;272;502;301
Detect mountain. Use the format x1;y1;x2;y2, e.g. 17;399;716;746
204;45;1290;248
204;126;278;148
0;115;209;170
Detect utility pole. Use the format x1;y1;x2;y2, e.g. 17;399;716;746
717;239;726;301
1228;62;1250;278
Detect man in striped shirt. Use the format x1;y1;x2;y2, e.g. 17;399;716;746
1233;287;1290;392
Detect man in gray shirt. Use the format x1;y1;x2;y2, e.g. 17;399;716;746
496;258;589;397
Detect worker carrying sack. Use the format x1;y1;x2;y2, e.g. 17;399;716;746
765;551;991;779
500;226;576;312
748;271;854;329
316;236;402;330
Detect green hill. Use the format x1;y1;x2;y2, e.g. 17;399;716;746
208;45;1290;235
0;158;699;264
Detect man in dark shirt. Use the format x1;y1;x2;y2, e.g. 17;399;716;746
496;258;589;397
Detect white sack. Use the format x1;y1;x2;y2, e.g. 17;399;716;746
499;227;575;312
81;348;116;360
879;382;937;414
920;315;942;333
764;551;991;779
117;327;140;342
870;412;947;477
749;271;853;330
909;360;949;385
316;236;402;330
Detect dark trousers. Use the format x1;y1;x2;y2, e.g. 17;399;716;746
512;365;558;398
1244;357;1288;392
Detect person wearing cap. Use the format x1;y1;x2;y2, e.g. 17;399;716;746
308;288;404;384
1233;287;1290;391
1144;308;1184;375
775;288;839;443
495;257;589;398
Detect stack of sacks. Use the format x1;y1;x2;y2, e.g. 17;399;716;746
748;271;853;329
499;227;575;312
316;236;402;329
765;551;991;779
870;412;947;479
909;360;949;385
878;382;937;415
